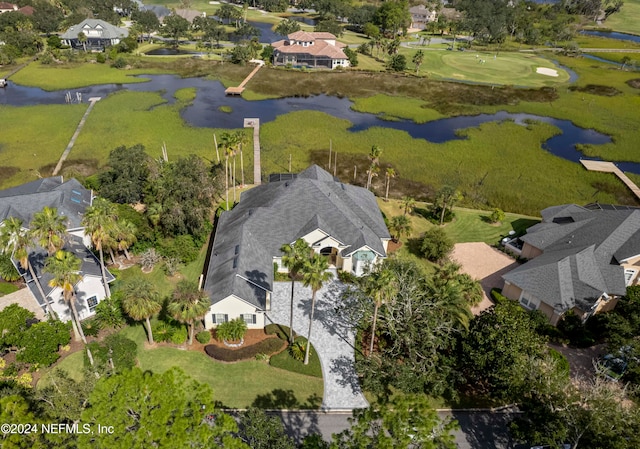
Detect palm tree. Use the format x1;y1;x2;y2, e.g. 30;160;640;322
413;49;425;74
366;145;382;190
30;206;67;255
77;31;87;52
280;239;312;344
168;280;211;345
114;220;137;260
384;167;396;201
401;196;415;216
436;186;462;225
82;198;117;298
360;266;396;355
389;215;412;243
121;277;162;344
300;254;333;365
0;217;55;317
45;250;85;342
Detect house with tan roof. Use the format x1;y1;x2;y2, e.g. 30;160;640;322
502;203;640;325
272;31;350;69
201;165;390;329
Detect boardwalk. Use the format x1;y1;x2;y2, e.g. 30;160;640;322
581;159;640;201
225;60;264;95
244;118;261;185
52;97;101;176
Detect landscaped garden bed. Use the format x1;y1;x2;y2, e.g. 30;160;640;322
204;330;285;362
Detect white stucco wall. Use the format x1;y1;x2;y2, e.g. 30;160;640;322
49;275;106;322
205;295;265;329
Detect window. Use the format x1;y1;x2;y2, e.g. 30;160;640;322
87;296;98;313
241;314;256;324
624;269;637;286
212;314;228;324
519;294;537;310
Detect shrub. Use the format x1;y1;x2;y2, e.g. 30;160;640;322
111;56;127;68
558;311;595;347
196;330;211;344
0;254;21;282
420;227;454;263
170;325;188;344
94;296;126;329
289;338;309;361
216;318;247;342
81;318;101;337
157;235;200;264
264;323;294;341
337;270;357;284
153;322;175;342
548;348;570;378
140;248;162;271
0;304;35;347
163;257;181;276
86;334;137;373
255;352;269;361
490;208;506;224
17;320;70;367
96;53;106;63
204;337;284;362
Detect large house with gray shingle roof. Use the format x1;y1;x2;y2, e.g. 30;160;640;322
202;165;390;329
61;19;129;51
502;203;640;325
0;177;114;322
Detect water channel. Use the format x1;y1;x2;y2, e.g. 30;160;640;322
2;74;639;174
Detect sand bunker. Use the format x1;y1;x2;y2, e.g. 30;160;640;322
536;67;559;77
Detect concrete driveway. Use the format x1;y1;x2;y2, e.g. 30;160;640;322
266;280;368;411
451;242;520;315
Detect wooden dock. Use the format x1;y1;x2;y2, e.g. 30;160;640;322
244;118;261;185
225;61;264;95
581;159;640;201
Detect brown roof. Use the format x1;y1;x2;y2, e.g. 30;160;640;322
0;2;17;10
18;5;34;15
273;38;348;59
287;30;337;41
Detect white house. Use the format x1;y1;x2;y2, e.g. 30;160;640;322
202;165;391;329
0;177;114;321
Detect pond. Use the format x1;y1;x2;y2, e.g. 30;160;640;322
247;20;280;43
1;74;638;174
581;30;640;44
145;48;204;56
289;16;319;26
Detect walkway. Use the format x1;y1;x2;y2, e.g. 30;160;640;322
0;288;45;320
52;97;101;176
580;159;640;201
225;60;264;95
244;118;261;185
265;280;368;411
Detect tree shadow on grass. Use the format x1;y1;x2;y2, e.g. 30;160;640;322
406;237;424;257
251;388;322;410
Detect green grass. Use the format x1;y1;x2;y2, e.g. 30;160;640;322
351;94;443;123
36;351;85;389
121;325;323;408
398;48;571;87
0;282;19;296
442;207;540;244
10;63;167;90
576;34;640;49
603;0;640;35
269;338;322;378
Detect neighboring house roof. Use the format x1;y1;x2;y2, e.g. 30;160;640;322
173;9;203;23
0;2;17;11
17;234;115;307
504;205;640;313
18;5;33;15
0;177;92;230
61;19;129;40
203;165;390;310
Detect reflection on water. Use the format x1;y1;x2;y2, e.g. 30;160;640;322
1;74;635;173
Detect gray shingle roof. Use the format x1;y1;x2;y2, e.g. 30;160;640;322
504;204;640;313
61;19;128;40
0;177;92;230
203;165;390;309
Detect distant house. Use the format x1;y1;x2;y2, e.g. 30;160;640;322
60;19;129;51
409;5;437;29
502;203;640;325
0;2;33;15
0;177;114;322
272;31;350;69
202;165;390;329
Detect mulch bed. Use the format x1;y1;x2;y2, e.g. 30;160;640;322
627;78;640;89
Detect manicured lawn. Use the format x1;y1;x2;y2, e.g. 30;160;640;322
0;282;19;296
121;325;323;408
442;207;540;244
398;48;571;87
269;339;323;378
603;0;640;35
36;351;85;389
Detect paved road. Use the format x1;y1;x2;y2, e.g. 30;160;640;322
263;410;527;448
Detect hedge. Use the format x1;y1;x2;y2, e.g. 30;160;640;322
264;323;296;341
204;337;284;362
